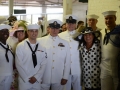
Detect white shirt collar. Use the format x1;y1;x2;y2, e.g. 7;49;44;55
48;34;59;41
68;30;76;35
26;38;38;45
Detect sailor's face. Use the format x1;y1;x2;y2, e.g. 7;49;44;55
87;18;97;27
66;23;76;31
27;29;38;40
49;27;59;37
0;29;9;41
104;15;116;28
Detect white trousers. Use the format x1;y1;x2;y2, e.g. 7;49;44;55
41;83;63;90
63;75;82;90
0;75;12;90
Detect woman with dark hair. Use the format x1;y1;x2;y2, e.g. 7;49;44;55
75;27;101;90
7;20;28;53
7;20;28;90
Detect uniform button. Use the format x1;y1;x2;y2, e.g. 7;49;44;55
53;60;54;62
52;67;54;69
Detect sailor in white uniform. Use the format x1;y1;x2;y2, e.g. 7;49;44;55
87;14;101;31
15;24;47;90
0;24;14;90
100;10;120;90
38;19;71;90
59;15;82;90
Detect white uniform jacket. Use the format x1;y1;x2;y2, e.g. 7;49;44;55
59;30;81;76
15;39;47;84
38;35;71;84
0;42;14;82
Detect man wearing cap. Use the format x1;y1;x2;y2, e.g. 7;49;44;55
87;14;101;31
0;24;14;90
100;10;120;90
15;24;47;90
38;19;71;90
59;15;82;90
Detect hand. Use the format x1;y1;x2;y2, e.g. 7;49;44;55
61;79;68;85
29;76;37;84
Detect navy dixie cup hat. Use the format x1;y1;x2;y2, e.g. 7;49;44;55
65;15;77;24
48;19;62;29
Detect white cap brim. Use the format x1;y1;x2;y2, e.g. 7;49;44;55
27;24;40;30
102;10;117;16
0;24;11;30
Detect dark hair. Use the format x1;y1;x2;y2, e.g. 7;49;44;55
74;33;99;48
13;30;28;39
7;16;17;26
77;21;84;28
61;23;66;28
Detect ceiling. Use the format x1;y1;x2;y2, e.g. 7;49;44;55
0;0;79;7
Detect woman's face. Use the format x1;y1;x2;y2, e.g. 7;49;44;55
84;33;94;44
16;30;25;42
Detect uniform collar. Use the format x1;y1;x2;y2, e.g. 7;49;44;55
48;34;59;41
0;41;7;47
26;38;39;45
68;30;76;35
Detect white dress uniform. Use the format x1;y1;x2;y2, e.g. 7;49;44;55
15;39;47;90
0;42;14;90
38;34;71;90
59;30;81;90
100;28;120;90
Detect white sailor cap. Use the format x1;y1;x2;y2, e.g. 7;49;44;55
87;14;99;19
65;14;78;23
48;19;62;29
0;24;11;30
27;24;40;30
102;10;117;16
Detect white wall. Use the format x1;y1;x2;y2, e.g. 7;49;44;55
72;2;88;25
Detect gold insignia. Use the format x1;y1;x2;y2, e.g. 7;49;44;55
54;21;57;25
69;16;73;20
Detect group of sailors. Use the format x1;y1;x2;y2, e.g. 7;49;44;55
0;10;120;90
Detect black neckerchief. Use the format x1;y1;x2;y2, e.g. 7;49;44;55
0;43;14;62
103;29;110;45
26;41;38;68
